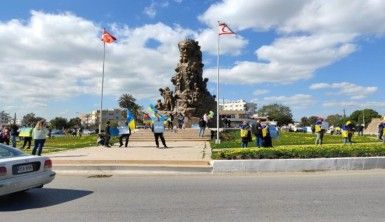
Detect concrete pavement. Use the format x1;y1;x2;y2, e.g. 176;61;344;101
48;140;212;174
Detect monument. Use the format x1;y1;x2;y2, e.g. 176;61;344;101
156;39;216;126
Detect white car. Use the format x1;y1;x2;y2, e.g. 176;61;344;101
0;144;56;196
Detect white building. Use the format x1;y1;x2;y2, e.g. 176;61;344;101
219;99;257;114
80;109;126;126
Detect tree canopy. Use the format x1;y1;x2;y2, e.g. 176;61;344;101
49;117;68;129
0;111;11;124
118;93;141;116
258;103;293;126
349;109;381;126
68;117;82;128
21;113;45;127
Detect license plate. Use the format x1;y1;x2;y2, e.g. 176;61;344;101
17;164;34;174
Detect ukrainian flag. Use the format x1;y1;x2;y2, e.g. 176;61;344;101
127;109;136;130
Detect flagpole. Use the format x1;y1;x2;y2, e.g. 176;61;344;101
216;24;221;144
99;41;106;134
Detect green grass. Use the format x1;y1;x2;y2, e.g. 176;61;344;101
211;130;378;149
16;135;119;154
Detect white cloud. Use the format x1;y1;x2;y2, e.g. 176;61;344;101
143;4;157;18
260;94;314;108
0;11;195;112
196;28;247;56
198;0;385;84
310;82;377;99
253;89;269;96
143;1;170;18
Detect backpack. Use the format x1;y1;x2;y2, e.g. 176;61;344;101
315;125;321;133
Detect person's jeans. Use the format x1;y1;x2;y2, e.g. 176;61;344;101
241;141;248;148
32;139;46;156
11;135;17;148
315;132;324;145
255;135;263;147
199;127;205;137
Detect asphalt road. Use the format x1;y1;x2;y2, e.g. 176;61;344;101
1;171;385;222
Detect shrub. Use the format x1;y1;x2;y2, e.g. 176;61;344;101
212;143;385;160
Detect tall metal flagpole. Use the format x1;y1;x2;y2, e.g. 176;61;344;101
99;41;106;134
216;25;221;144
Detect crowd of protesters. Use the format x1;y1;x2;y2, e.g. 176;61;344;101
1;112;384;155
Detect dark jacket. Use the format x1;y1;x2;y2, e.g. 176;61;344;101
199;119;206;128
105;125;111;135
255;123;263;136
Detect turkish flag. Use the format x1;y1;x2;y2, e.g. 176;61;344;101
101;30;117;43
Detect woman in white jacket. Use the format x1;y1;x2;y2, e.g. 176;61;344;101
32;120;48;156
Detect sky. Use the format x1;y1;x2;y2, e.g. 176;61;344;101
0;0;384;121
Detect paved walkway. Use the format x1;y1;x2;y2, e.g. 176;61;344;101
47;141;211;167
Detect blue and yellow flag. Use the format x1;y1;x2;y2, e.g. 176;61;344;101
145;105;167;122
127;109;136;130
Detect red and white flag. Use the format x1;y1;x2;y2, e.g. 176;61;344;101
101;30;117;43
218;22;235;35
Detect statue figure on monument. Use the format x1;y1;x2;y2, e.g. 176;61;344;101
155;99;164;111
156;39;216;125
162;87;174;111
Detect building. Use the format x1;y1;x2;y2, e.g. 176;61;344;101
79;109;126;127
218;100;257;127
219;99;257;115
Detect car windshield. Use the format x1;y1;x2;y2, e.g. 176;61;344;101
0;144;24;159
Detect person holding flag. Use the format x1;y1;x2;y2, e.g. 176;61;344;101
151;116;168;149
118;121;131;148
118;110;136;148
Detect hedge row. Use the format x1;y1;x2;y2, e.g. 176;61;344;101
210;131;378;149
212;143;385;160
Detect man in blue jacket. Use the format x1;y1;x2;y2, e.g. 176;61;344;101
152;117;168;148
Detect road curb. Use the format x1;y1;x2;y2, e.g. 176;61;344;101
212;157;385;173
52;159;211;166
53;164;213;175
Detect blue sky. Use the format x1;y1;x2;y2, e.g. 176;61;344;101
0;0;384;121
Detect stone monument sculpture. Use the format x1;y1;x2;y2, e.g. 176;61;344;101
156;39;216;125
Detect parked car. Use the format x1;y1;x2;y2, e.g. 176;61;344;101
51;129;65;137
82;129;95;135
0;144;55;196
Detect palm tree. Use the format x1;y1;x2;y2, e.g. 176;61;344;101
118;93;141;115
